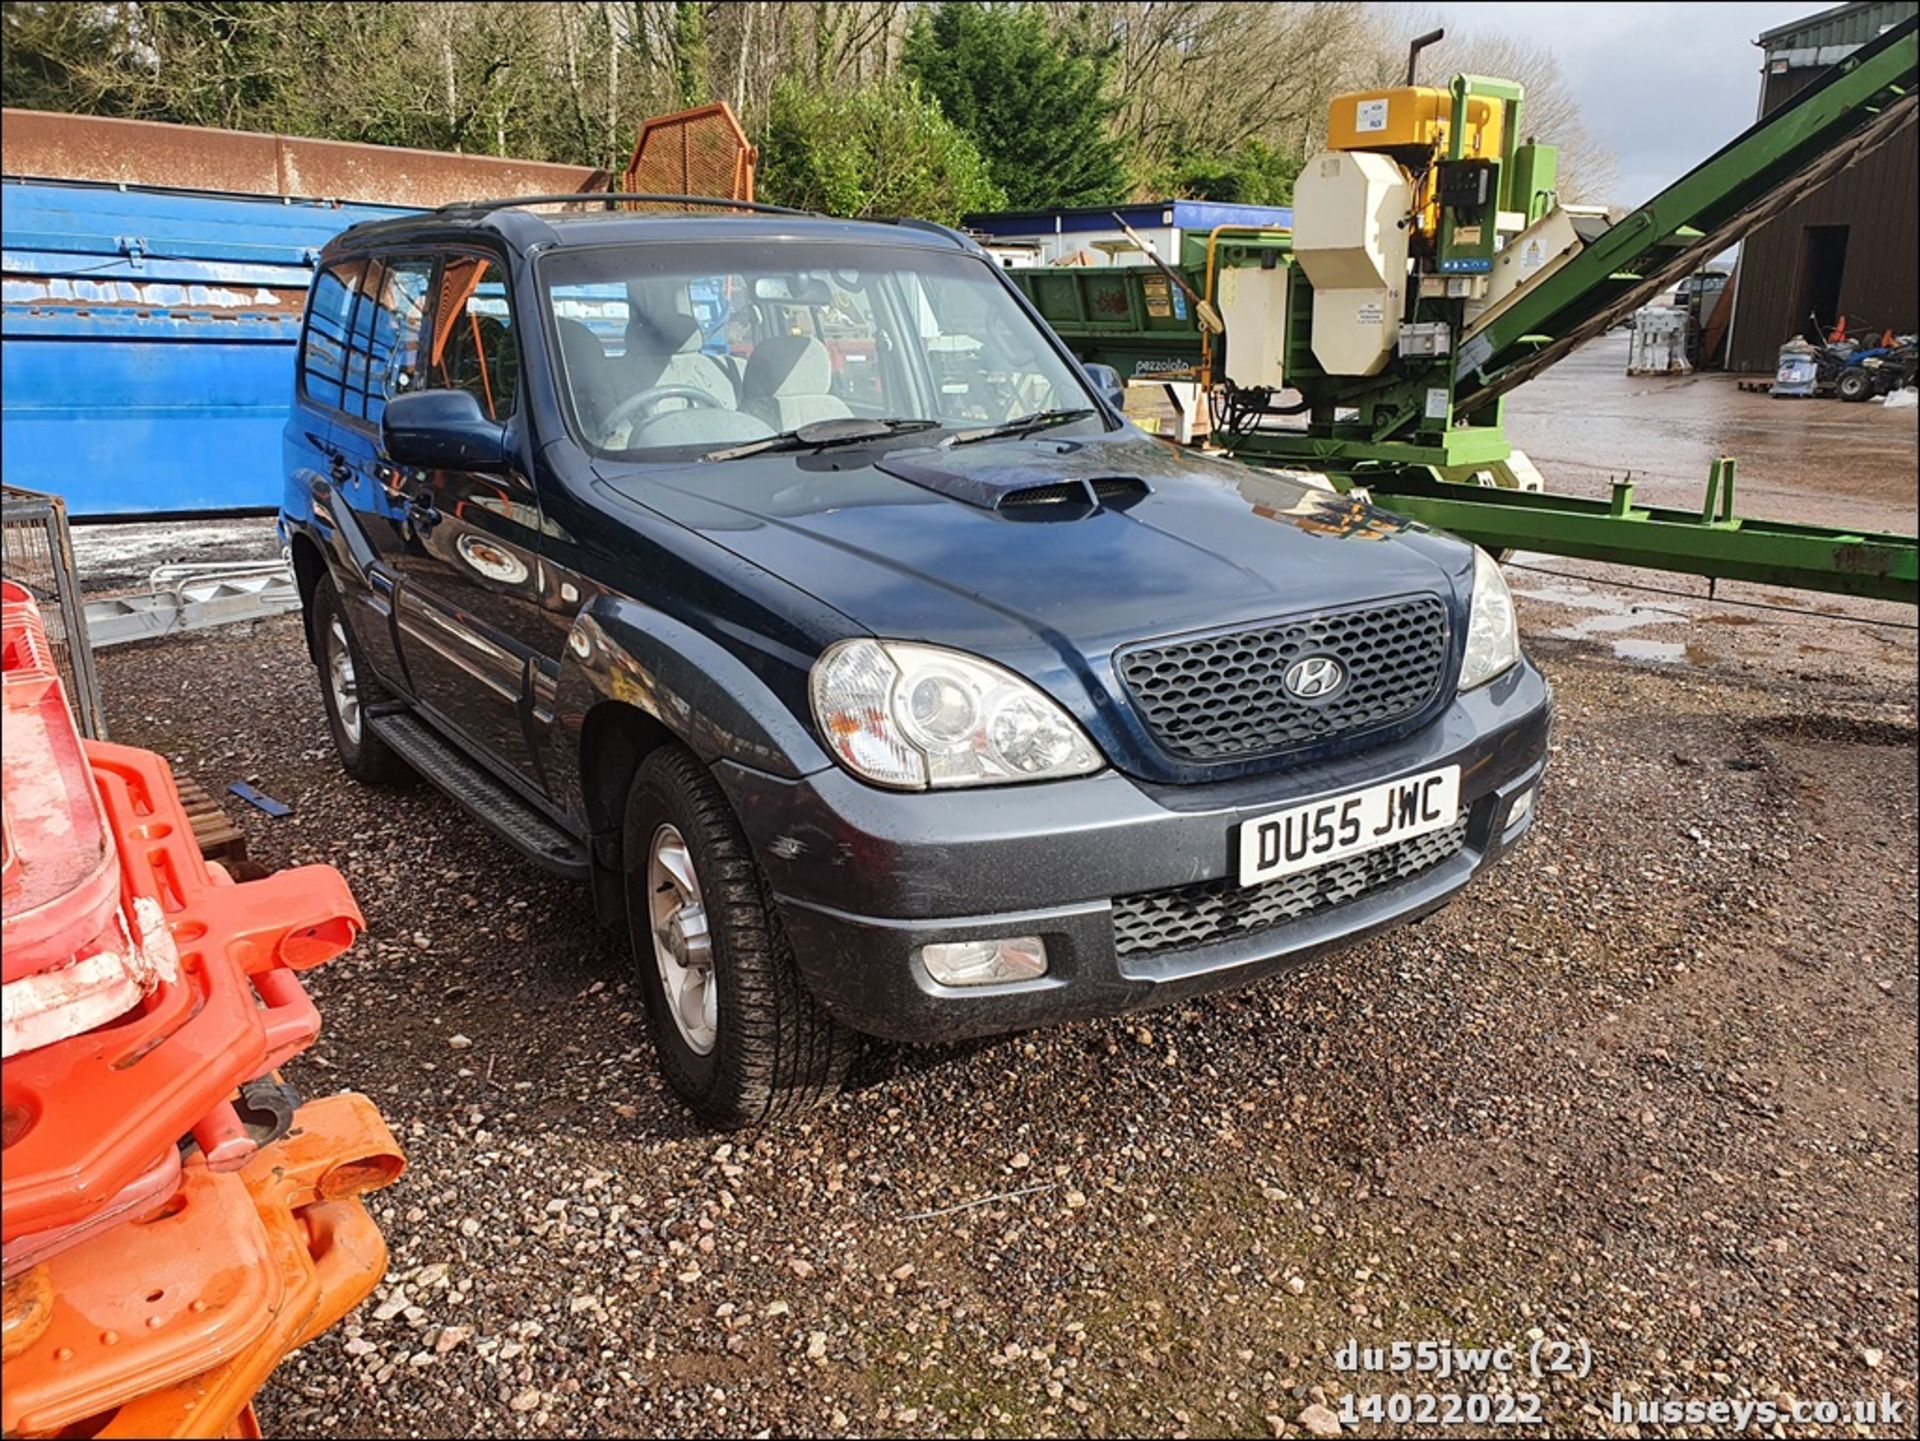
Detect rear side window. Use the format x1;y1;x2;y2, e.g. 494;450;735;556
300;260;367;411
426;255;519;420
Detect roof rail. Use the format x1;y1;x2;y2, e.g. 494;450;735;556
881;216;979;250
432;192;815;218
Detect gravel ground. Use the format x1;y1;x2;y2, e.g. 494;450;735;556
82;355;1916;1439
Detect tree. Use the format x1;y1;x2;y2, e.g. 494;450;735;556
757;73;1004;223
1154;137;1302;205
1;2;1618;207
903;2;1128;208
1079;2;1369;198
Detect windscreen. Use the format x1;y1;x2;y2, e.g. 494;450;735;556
539;240;1095;457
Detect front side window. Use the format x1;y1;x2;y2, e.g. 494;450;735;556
539;241;1096;457
353;257;434;426
427;255;519;420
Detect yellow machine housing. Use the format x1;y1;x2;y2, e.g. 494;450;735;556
1326;86;1505;159
1326;87;1506;246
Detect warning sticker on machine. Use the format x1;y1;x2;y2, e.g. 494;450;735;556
1425;387;1450;420
1355;302;1384;326
1356;98;1388;132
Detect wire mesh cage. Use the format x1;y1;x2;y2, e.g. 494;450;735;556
620;103;757;209
2;484;106;738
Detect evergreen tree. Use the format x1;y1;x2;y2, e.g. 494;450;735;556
758;74;1005;224
903;2;1129;208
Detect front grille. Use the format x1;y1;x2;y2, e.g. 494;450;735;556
1111;814;1470;958
1116;598;1451;763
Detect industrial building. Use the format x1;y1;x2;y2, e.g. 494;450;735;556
1726;0;1919;371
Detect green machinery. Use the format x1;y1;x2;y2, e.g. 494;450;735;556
1010;17;1918;603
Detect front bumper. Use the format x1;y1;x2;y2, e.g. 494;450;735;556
718;660;1552;1043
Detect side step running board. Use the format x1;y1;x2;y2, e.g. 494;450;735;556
368;712;591;880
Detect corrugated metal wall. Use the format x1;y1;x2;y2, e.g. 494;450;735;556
1;184;408;515
1;109;601;209
1727;4;1920;371
0;112;607;516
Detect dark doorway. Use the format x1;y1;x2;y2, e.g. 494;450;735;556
1794;224;1849;339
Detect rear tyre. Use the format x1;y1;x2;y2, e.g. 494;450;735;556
309;577;414;786
1836;368;1874;402
622;745;857;1128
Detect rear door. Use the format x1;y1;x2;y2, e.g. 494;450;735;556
323;253;436;694
387;249;557;788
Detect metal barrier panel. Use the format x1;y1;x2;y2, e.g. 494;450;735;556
0;484;106;737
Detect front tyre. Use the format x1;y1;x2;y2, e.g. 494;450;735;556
1836;368;1874;402
622;746;857;1128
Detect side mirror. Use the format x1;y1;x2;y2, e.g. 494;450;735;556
1082;362;1126;413
382;389;509;472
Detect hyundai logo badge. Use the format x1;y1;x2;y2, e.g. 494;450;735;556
1283;655;1346;699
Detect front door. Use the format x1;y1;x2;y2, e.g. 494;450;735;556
388;250;557;789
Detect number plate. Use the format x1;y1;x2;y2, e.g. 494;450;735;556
1237;765;1461;886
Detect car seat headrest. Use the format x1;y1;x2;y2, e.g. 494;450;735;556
743;335;833;398
627;311;704;356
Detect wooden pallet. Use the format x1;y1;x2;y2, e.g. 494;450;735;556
174;776;251;870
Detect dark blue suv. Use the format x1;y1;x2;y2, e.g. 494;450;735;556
280;196;1551;1127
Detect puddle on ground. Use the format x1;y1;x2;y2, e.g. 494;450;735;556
1509;573;1698;665
1605;632;1714;666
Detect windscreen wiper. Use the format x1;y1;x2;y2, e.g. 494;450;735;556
704;417;939;463
946;408;1097;447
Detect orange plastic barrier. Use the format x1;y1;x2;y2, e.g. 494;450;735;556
5;1094;403;1438
3;585;401;1436
2;1146;181;1279
3;742;362;1251
3;1163;284;1434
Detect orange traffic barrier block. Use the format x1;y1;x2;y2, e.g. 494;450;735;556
20;1094;404;1440
2;1162;283;1435
2;1146;181;1280
3;743;361;1251
4;584;399;1438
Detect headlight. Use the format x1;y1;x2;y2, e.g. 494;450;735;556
810;639;1103;789
1458;546;1520;690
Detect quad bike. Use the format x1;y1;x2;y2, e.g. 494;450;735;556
1836;335;1918;401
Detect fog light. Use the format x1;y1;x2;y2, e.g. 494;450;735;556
920;936;1048;987
1506;786;1535;829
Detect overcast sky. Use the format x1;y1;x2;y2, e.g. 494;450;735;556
1418;1;1824;204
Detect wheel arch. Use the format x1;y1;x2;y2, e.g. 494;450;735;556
578;700;677;854
289;531;330;661
552;595;835;919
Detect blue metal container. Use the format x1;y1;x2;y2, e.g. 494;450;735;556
2;182;409;516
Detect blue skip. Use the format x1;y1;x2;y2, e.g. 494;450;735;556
2;181;409;517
